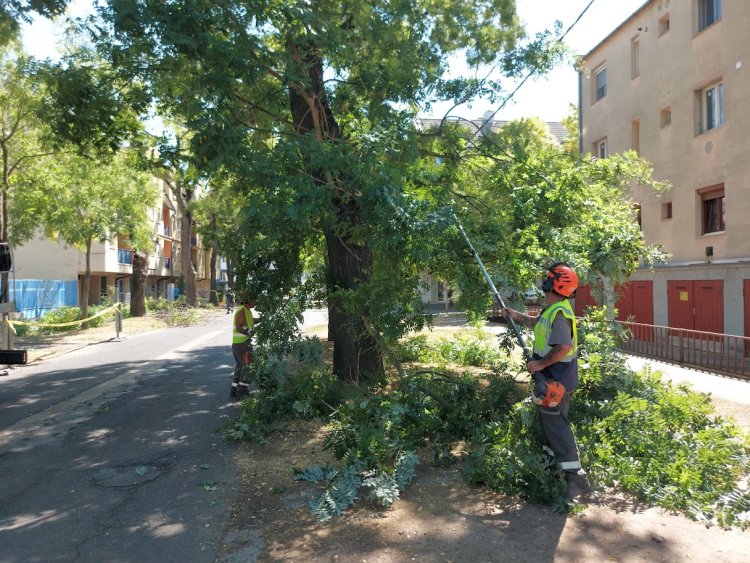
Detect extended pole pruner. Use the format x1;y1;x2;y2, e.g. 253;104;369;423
452;213;531;359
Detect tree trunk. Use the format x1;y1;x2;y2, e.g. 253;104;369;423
226;258;234;289
130;251;148;316
165;172;198;307
179;203;197;306
209;245;218;305
81;239;92;329
324;222;383;382
288;40;382;382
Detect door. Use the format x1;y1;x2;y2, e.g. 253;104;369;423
668;280;724;333
694;280;723;334
631;281;654;325
668;280;694;330
617;281;654;341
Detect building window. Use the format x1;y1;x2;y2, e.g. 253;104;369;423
659;13;670;36
661;202;673;219
697;0;722;32
593;137;607;158
699;81;724;132
660;107;672;128
594;65;607;101
631;119;640;154
631;37;640;79
118;249;134;265
700;185;725;234
634;204;642;229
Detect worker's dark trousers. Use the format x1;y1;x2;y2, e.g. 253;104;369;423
231;341;252;384
538;393;582;472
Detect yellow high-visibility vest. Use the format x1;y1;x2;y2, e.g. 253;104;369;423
232;305;254;344
532;300;577;362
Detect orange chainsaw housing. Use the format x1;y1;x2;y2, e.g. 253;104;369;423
532;380;566;408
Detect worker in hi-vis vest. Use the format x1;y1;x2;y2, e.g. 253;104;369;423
231;292;261;397
501;262;590;502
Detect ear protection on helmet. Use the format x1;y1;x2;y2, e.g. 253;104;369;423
542;262;579;298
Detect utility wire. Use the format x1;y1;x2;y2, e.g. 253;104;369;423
471;0;599;133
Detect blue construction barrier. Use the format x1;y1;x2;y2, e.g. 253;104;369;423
13;279;78;319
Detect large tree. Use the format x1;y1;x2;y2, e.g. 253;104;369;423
17;150;157;326
0;44;56;306
71;0;562;381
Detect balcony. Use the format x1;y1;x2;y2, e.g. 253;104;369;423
118;249;133;265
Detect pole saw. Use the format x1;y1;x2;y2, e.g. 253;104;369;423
452;212;565;409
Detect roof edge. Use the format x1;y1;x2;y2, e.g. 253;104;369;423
581;0;654;61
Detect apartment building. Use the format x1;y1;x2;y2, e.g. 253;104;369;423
579;0;750;337
12;180;217;318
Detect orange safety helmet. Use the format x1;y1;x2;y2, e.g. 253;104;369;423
541;262;579;298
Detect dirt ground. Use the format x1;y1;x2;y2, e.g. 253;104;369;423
219;319;750;563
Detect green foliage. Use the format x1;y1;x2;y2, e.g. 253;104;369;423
226;347;344;443
466;402;568;510
292;464;338;483
38;306;82;333
33;303;115;333
579;380;750;528
236;322;750;526
145;298;201;326
291;369;524;519
0;1;67;46
398;332;510;372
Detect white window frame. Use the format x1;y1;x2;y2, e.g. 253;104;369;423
594;65;607;101
701;81;724;132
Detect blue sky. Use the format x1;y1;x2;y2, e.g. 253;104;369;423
21;0;646;123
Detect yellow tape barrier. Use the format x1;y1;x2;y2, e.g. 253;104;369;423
5;303;122;334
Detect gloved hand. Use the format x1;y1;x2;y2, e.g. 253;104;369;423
531;372;548;401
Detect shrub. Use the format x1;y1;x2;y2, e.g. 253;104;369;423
38;306;81;333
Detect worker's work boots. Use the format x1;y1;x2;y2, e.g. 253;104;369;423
564;470;590;502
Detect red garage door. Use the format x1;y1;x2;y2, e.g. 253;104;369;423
667;280;723;334
615;281;654;324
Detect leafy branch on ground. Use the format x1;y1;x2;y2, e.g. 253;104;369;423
229;312;750;528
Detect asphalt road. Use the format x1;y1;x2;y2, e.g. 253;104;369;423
0;312;241;562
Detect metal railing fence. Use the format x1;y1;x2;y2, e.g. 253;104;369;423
617;320;750;379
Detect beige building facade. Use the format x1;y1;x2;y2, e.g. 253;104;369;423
12;180;218;318
580;0;750;337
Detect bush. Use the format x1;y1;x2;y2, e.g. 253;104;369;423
145;298;200;326
226;347;344;443
38;306;81;333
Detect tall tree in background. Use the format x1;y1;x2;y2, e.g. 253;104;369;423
18;150;157;326
0;44;55;304
78;0;562;381
150;135;200;308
